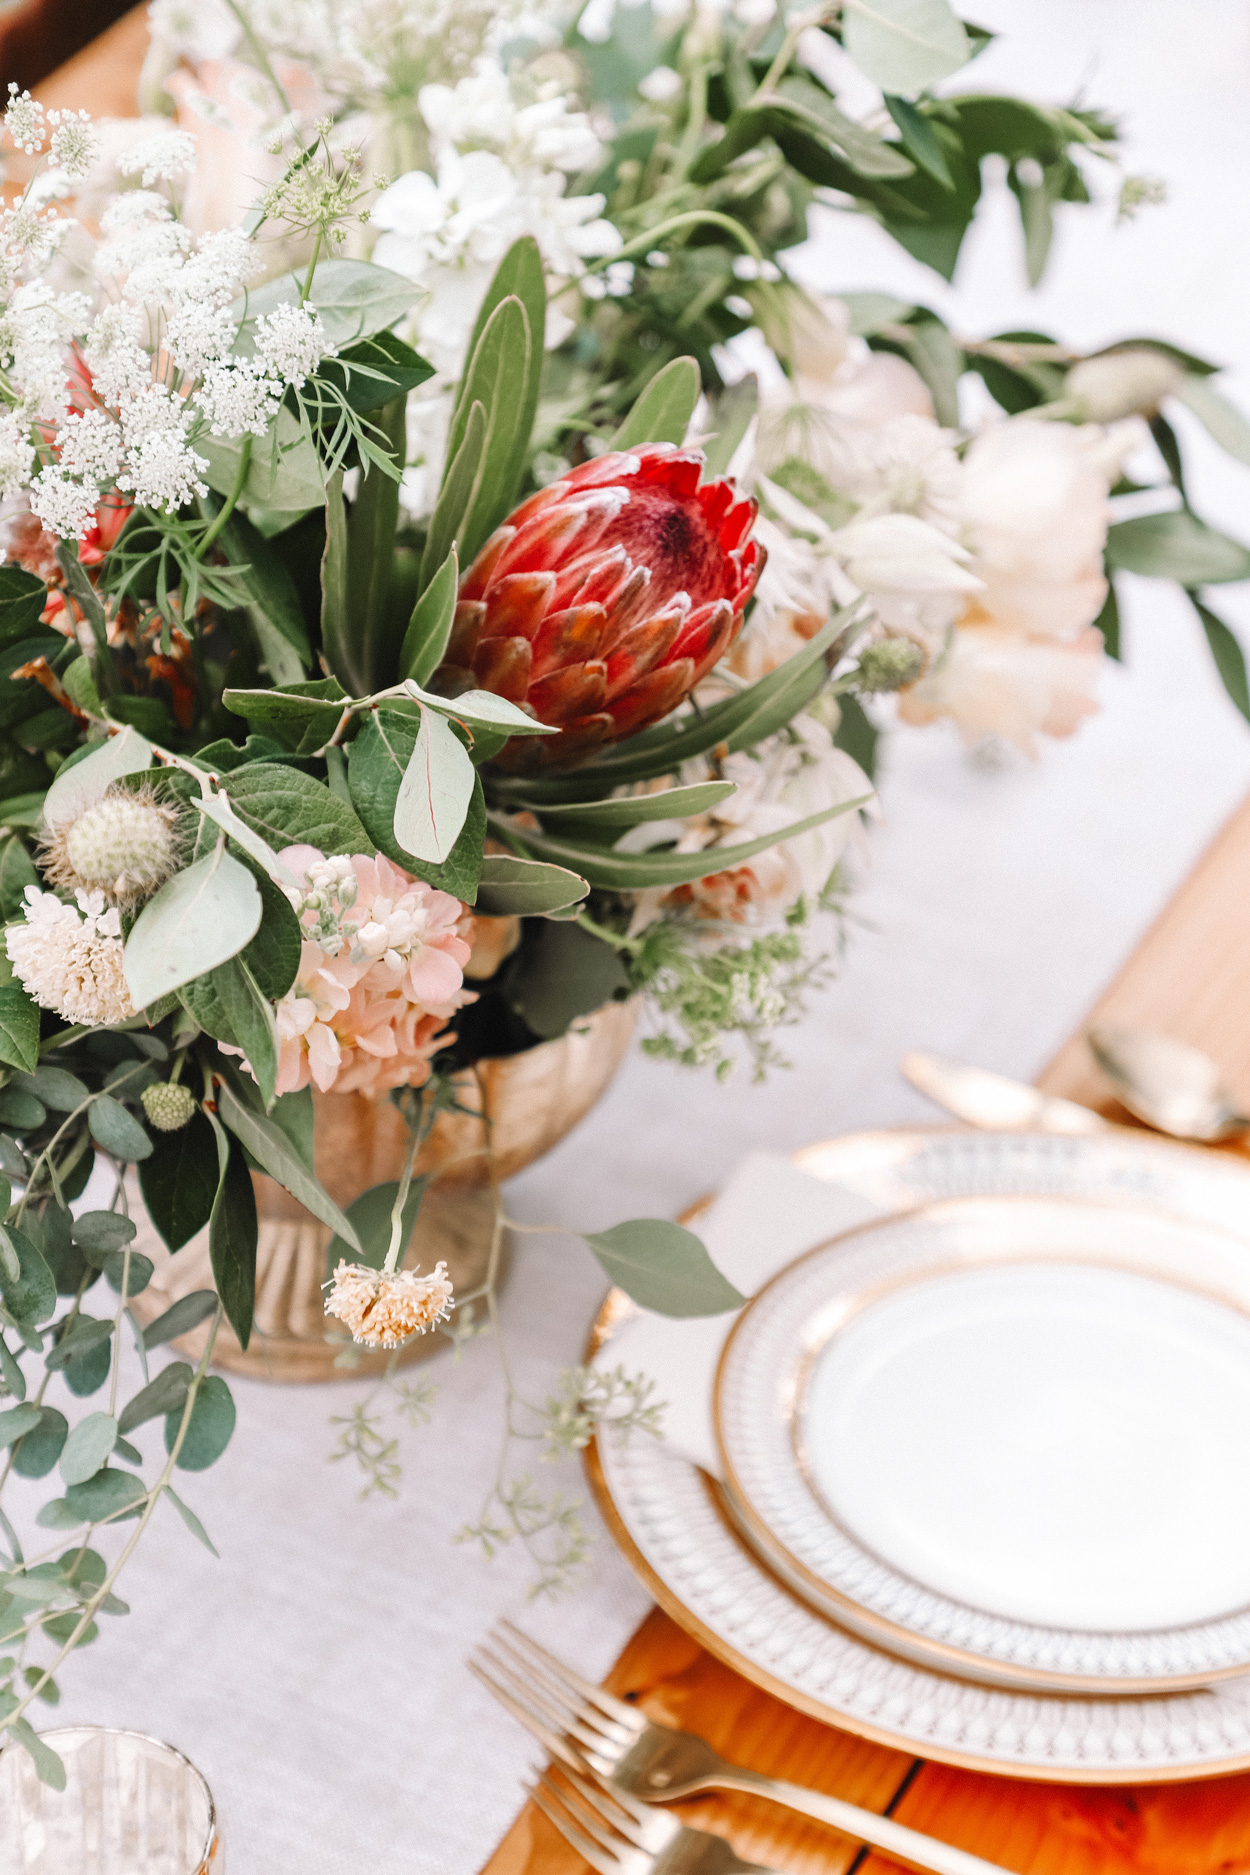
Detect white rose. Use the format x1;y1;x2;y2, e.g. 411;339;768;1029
958;418;1114;643
898;623;1103;756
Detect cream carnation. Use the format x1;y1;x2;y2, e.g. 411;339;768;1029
324;1259;454;1349
898;624;1104;757
6;886;136;1024
254;848;474;1097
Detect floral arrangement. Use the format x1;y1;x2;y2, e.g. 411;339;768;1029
1;0;1250;1767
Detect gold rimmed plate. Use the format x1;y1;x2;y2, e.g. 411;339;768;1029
586;1127;1250;1783
714;1194;1250;1695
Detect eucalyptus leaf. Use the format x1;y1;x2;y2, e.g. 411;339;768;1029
202;408;325;513
166;1374;235;1471
42;725;152;826
12;1066;87;1112
405;681;558;738
87;1094;152;1163
348;709;486;897
10;1716;66;1790
11;1407;67;1477
473;854;590;916
60;1468;146;1525
0;1403;40;1447
59;1413;118;1487
140;1292;219;1351
123;849;262;1009
118;1362;192;1435
72;1212;137;1256
842;0;970;99
164;1485;219;1557
0;1225;56;1326
583;1219;744;1317
393;705;477;864
613;357;701;449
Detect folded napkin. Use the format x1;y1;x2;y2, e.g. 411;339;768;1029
597;1150;885;1475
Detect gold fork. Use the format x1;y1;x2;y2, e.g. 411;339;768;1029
531;1752;782;1875
471;1621;1012;1875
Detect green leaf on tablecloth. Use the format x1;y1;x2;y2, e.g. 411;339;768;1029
164;1486;219;1557
582;1220;744;1317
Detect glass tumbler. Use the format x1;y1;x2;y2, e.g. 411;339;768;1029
0;1726;222;1873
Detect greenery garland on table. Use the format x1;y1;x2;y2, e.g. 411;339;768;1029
1;0;1249;1769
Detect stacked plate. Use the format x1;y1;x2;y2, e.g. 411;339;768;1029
590;1127;1250;1782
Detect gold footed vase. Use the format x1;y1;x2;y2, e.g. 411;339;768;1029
128;1002;636;1381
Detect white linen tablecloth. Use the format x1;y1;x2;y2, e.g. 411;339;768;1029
26;3;1250;1868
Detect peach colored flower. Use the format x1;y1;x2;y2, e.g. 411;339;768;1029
324;1259;454;1348
898;625;1103;757
262;847;475;1097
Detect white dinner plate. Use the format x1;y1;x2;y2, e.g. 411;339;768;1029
714;1196;1250;1692
588;1127;1250;1781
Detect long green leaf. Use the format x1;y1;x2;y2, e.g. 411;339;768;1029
489;793;869;891
523;781;738;831
455;297;533;564
1106;509;1250;585
216;1075;361;1250
399;548;458;686
1177;375;1250;469
493;608;857;800
350;397;407;691
473;854;590;916
1188;590;1250;722
216;508;310;684
420;400;486;591
450;235;545;514
613;357;702;450
319;468;356;689
583;1220;744;1317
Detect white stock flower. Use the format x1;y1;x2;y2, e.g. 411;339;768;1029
147;0;241;60
117;128;198;186
252;301;333;385
6;886;136;1024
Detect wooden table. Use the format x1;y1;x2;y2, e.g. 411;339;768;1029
17;9;1250;1869
483;793;1250;1872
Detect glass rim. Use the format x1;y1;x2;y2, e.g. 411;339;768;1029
1;1724;219;1859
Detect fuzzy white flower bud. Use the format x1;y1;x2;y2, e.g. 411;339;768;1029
1066;347;1186;422
48;786;181;902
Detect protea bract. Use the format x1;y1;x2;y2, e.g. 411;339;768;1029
432;444;764;771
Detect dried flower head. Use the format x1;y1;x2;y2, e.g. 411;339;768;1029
40;784;182;902
5;886;135;1024
142;1081;198;1131
324;1260;454;1349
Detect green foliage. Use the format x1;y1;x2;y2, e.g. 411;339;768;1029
503;921;629;1039
0;986;39;1073
139;1114;221;1253
1105;509;1250;584
582;1218;744;1317
612;356;701;448
325;1178;426;1277
1188;592;1250;722
473;855;589;916
348;707;486;899
215;1072;360;1247
165;1375;235;1471
398;549;458;686
123;850;263;1010
208;1126;258;1350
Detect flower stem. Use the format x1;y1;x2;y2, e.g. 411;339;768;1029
193;437;252;562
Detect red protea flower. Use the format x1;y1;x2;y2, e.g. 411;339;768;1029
434;444;764;771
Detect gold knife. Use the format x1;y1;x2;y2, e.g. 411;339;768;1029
901;1052;1108;1135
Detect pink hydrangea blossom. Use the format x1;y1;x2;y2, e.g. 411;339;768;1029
262;847;474;1097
